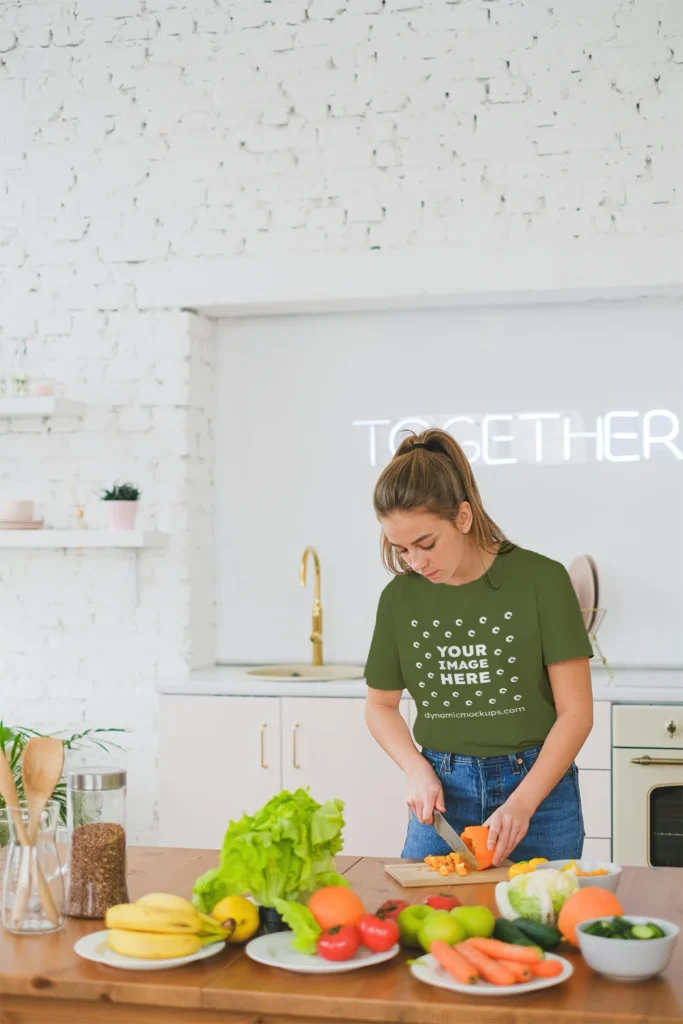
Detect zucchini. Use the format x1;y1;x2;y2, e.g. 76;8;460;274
493;919;541;948
512;918;562;950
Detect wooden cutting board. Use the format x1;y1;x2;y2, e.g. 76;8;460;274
384;861;511;888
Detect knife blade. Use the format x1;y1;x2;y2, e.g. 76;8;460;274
432;811;479;869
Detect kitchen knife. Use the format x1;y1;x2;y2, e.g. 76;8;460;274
433;811;479;869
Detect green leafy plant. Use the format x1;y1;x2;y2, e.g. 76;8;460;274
100;482;140;501
0;723;127;827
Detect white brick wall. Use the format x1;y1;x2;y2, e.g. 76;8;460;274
0;0;681;841
0;310;214;845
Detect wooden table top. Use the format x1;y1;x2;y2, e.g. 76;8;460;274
1;847;681;1024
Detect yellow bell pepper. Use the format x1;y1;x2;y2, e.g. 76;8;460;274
508;861;533;879
507;857;548;880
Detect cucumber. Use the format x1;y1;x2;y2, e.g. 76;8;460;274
512;918;562;950
631;924;664;940
493;919;541;948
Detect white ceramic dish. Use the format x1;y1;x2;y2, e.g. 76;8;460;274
577;916;679;982
74;931;226;971
538;859;622;893
245;931;399;974
411;951;573;996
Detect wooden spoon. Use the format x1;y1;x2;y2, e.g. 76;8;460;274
22;737;65;844
13;738;64;928
0;748;30;844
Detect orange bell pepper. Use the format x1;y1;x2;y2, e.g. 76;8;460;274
460;825;495;870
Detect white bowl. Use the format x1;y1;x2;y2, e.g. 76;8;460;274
577;916;679;982
538;859;622;893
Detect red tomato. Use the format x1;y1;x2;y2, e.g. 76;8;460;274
316;925;361;962
422;894;461;911
357;914;401;953
375;899;410;921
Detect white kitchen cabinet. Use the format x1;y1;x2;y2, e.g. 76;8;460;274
576;701;611;770
582;837;612;861
159;695;282;849
158;693;616;856
281;697;411;859
578;769;611;839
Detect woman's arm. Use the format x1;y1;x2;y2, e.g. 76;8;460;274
484;657;593;866
365;688;446;825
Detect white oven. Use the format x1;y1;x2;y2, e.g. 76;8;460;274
613;704;683;867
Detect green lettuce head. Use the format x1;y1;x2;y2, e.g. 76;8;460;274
496;869;578;924
193;789;347;913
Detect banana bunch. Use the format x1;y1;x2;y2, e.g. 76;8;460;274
106;892;234;961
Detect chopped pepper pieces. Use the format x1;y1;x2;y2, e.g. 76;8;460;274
562;860;610;877
424;852;472;876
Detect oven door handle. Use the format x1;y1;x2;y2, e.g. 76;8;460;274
630;755;683;766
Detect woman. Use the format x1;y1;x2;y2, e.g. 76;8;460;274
364;428;593;867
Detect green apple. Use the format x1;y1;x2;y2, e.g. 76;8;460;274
397;905;434;948
417;909;466;952
450;905;496;939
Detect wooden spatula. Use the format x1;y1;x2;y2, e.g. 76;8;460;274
12;738;64;928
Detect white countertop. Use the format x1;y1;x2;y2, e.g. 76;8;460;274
159;665;683;704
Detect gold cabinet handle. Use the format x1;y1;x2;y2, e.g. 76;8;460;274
260;723;268;769
292;722;301;769
631;755;683;766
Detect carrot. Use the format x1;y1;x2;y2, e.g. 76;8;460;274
430;940;479;985
503;959;532;983
467;936;544;963
457;941;517;986
529;958;564;978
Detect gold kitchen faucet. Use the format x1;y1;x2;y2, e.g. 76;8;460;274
300;546;323;667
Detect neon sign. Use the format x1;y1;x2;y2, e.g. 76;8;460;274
352;411;682;467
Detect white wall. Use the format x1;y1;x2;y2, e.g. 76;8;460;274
215;297;683;669
1;0;681;839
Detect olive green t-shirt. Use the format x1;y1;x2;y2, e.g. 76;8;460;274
365;546;593;757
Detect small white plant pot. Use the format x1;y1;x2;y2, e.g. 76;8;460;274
105;501;138;531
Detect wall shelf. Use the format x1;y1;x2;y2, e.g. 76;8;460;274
0;397;85;418
0;530;168;548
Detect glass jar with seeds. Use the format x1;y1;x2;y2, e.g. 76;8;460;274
66;767;129;919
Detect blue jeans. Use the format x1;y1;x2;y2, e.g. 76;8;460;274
402;745;585;860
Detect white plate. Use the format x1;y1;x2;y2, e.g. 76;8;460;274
246;931;400;974
74;930;226;971
568;555;597;630
411;951;573;997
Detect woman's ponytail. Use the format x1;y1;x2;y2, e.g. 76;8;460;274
374;428;512;575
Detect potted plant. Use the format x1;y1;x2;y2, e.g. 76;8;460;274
0;724;126;846
101;482;141;531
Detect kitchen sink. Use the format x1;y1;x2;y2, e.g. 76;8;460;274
246;664;365;682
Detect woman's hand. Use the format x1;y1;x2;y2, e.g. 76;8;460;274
483;795;534;867
406;760;446;825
